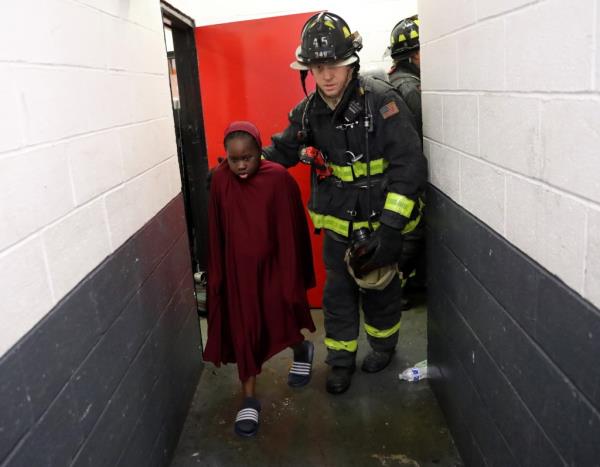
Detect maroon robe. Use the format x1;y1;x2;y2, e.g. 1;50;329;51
203;159;316;381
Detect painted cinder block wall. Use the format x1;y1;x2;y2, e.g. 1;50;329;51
0;1;202;465
420;0;600;465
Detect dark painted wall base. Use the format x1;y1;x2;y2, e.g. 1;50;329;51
427;185;600;467
0;194;203;467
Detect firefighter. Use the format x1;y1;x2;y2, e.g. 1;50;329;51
387;15;422;137
263;11;426;394
387;15;426;306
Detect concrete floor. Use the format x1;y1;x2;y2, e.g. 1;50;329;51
170;299;462;467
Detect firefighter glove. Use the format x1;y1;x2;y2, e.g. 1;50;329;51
357;224;404;276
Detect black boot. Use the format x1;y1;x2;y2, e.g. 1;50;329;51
361;350;394;373
326;365;356;394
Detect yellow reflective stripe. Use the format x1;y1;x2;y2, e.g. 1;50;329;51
410;30;419;39
402;213;420;234
329;164;354;182
329;158;388;182
384;193;415;218
310;211;385;237
401;197;425;234
342;26;351;38
309;211;350;237
398;33;407;42
364;321;401;339
324;337;358;352
352;220;380;231
352;159;388;178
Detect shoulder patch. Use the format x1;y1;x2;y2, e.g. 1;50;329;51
379;101;399;119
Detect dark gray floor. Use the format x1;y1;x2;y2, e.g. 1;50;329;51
170;300;463;467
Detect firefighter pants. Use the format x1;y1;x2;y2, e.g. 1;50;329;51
322;232;403;368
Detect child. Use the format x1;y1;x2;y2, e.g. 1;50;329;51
203;121;316;437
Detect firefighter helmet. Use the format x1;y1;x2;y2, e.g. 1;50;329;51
388;15;420;60
291;12;363;70
344;248;399;290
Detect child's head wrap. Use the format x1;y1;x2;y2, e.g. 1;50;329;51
223;121;262;149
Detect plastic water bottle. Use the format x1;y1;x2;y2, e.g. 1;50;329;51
399;360;428;382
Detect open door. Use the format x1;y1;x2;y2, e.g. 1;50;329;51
161;2;209;276
195;12;325;307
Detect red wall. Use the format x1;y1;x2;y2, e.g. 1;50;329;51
195;12;325;307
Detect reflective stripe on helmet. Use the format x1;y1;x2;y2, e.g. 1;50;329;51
364;320;401;338
324;337;358;352
384;192;415;218
329;157;388;182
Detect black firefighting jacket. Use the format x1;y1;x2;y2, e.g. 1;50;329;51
262;75;426;238
389;61;422;137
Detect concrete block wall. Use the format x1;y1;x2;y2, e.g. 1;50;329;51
420;0;600;306
0;0;180;357
0;1;204;465
421;0;600;464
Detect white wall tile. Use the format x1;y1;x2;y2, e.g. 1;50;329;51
72;0;122;17
541;99;600;203
597;2;600;91
92;72;135;129
421;39;458;91
479;95;541;177
107;18;168;74
124;0;165;31
585;207;600;307
505;0;595;91
75;0;164;31
443;94;478;155
505;175;543;263
130;74;172;123
422;93;443;142
418;0;477;42
105;17;130;72
166;156;183;195
476;0;536;20
120;119;175;181
506;176;587;292
0;146;74;251
427;142;461;202
43;199;112;301
105;162;179;249
66;131;124;205
17;67;91;145
457;19;505;91
0;66;23;153
538;189;587;292
460;156;505;233
0;237;54;356
0;0;107;68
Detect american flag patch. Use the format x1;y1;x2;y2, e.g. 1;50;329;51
379;101;399;119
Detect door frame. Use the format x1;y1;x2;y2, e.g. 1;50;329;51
161;1;209;272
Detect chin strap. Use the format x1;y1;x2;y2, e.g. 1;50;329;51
300;70;309;97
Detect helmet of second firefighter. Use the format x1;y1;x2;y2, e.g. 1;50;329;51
388;15;419;60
